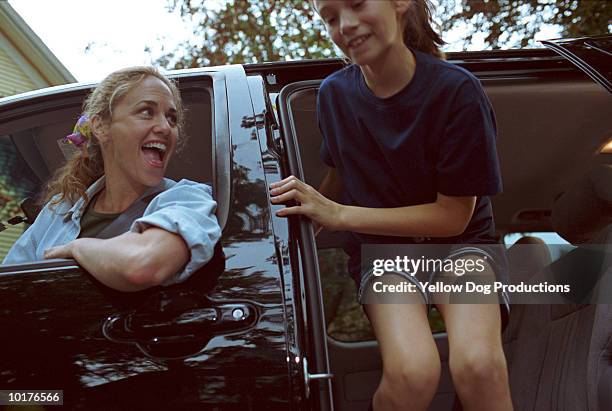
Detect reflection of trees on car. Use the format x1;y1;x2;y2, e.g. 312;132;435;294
225;162;269;239
156;0;612;68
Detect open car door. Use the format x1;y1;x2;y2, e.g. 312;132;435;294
541;35;612;92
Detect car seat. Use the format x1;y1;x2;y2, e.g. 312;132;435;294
504;164;612;411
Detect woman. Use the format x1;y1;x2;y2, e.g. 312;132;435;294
3;66;221;292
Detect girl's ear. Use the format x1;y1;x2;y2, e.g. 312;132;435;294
395;0;412;15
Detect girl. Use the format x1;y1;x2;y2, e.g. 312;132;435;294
270;1;513;410
4;67;221;291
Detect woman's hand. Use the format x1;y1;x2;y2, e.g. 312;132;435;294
270;175;344;231
44;241;78;259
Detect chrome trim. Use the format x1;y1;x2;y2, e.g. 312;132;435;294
0;265;80;276
208;71;231;230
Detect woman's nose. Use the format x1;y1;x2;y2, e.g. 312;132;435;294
154;115;171;135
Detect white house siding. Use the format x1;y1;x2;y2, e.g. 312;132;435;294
0;44;37;97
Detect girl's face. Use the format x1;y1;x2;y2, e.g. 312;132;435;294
315;0;409;65
97;76;179;191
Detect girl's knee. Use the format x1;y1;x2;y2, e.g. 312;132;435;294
380;356;441;397
450;344;508;387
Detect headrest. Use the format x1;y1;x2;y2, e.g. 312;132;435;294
552;164;612;244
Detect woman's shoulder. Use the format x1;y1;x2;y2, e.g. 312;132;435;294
162;178;213;196
42;194;74;216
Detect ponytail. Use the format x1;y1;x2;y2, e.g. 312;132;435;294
42;140;104;208
402;0;445;59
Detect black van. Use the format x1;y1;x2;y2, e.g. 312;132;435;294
0;36;610;410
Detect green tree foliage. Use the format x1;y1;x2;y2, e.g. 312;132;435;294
438;0;611;49
158;0;336;68
158;0;610;69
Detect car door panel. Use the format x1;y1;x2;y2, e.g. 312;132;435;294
0;68;293;409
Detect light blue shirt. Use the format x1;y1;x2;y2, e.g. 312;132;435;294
3;177;222;286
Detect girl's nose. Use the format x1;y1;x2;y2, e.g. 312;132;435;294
339;11;358;35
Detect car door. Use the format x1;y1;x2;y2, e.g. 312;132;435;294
276;80;458;411
0;67;293;410
277;36;612;411
541;35;612;93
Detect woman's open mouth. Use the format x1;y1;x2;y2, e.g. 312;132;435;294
141;141;167;168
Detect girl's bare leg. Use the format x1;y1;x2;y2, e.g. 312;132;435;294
436;302;513;411
365;302;440;411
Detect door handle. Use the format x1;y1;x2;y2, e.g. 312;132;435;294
103;302;257;345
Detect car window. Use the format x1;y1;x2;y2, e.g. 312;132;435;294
0;136;41;260
504;231;575;261
0;85;213;262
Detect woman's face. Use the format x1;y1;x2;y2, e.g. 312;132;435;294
98;76;179;191
315;0;407;66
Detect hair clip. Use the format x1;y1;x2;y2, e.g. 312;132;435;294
64;115;91;148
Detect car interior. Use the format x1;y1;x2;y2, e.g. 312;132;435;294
281;74;612;410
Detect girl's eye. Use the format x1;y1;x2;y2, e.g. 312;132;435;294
352;0;365;9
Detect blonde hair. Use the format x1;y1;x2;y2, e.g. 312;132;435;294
42;66;184;207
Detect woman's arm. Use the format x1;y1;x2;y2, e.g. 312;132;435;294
270;175;475;238
45;181;221;292
44;228;189;291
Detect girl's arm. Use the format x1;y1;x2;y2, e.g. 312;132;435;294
44;228;189;292
318;168;343;202
312;168;343;235
270;175;475;238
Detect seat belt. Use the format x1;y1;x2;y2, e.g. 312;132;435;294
95;179;177;240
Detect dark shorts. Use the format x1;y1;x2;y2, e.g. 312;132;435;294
353;244;511;328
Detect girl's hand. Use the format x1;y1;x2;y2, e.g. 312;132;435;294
270;175;344;231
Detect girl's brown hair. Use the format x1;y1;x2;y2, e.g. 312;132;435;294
402;0;445;59
42;66;184;208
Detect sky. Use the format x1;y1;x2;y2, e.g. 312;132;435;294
9;0;200;82
9;0;562;84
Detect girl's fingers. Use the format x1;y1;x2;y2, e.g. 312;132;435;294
275;206;303;217
271;180;302;196
269;175;298;189
270;189;301;204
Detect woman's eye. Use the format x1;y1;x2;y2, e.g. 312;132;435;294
141;107;153;117
167;114;178;126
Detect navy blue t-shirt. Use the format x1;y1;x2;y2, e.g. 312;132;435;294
317;50;503;277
